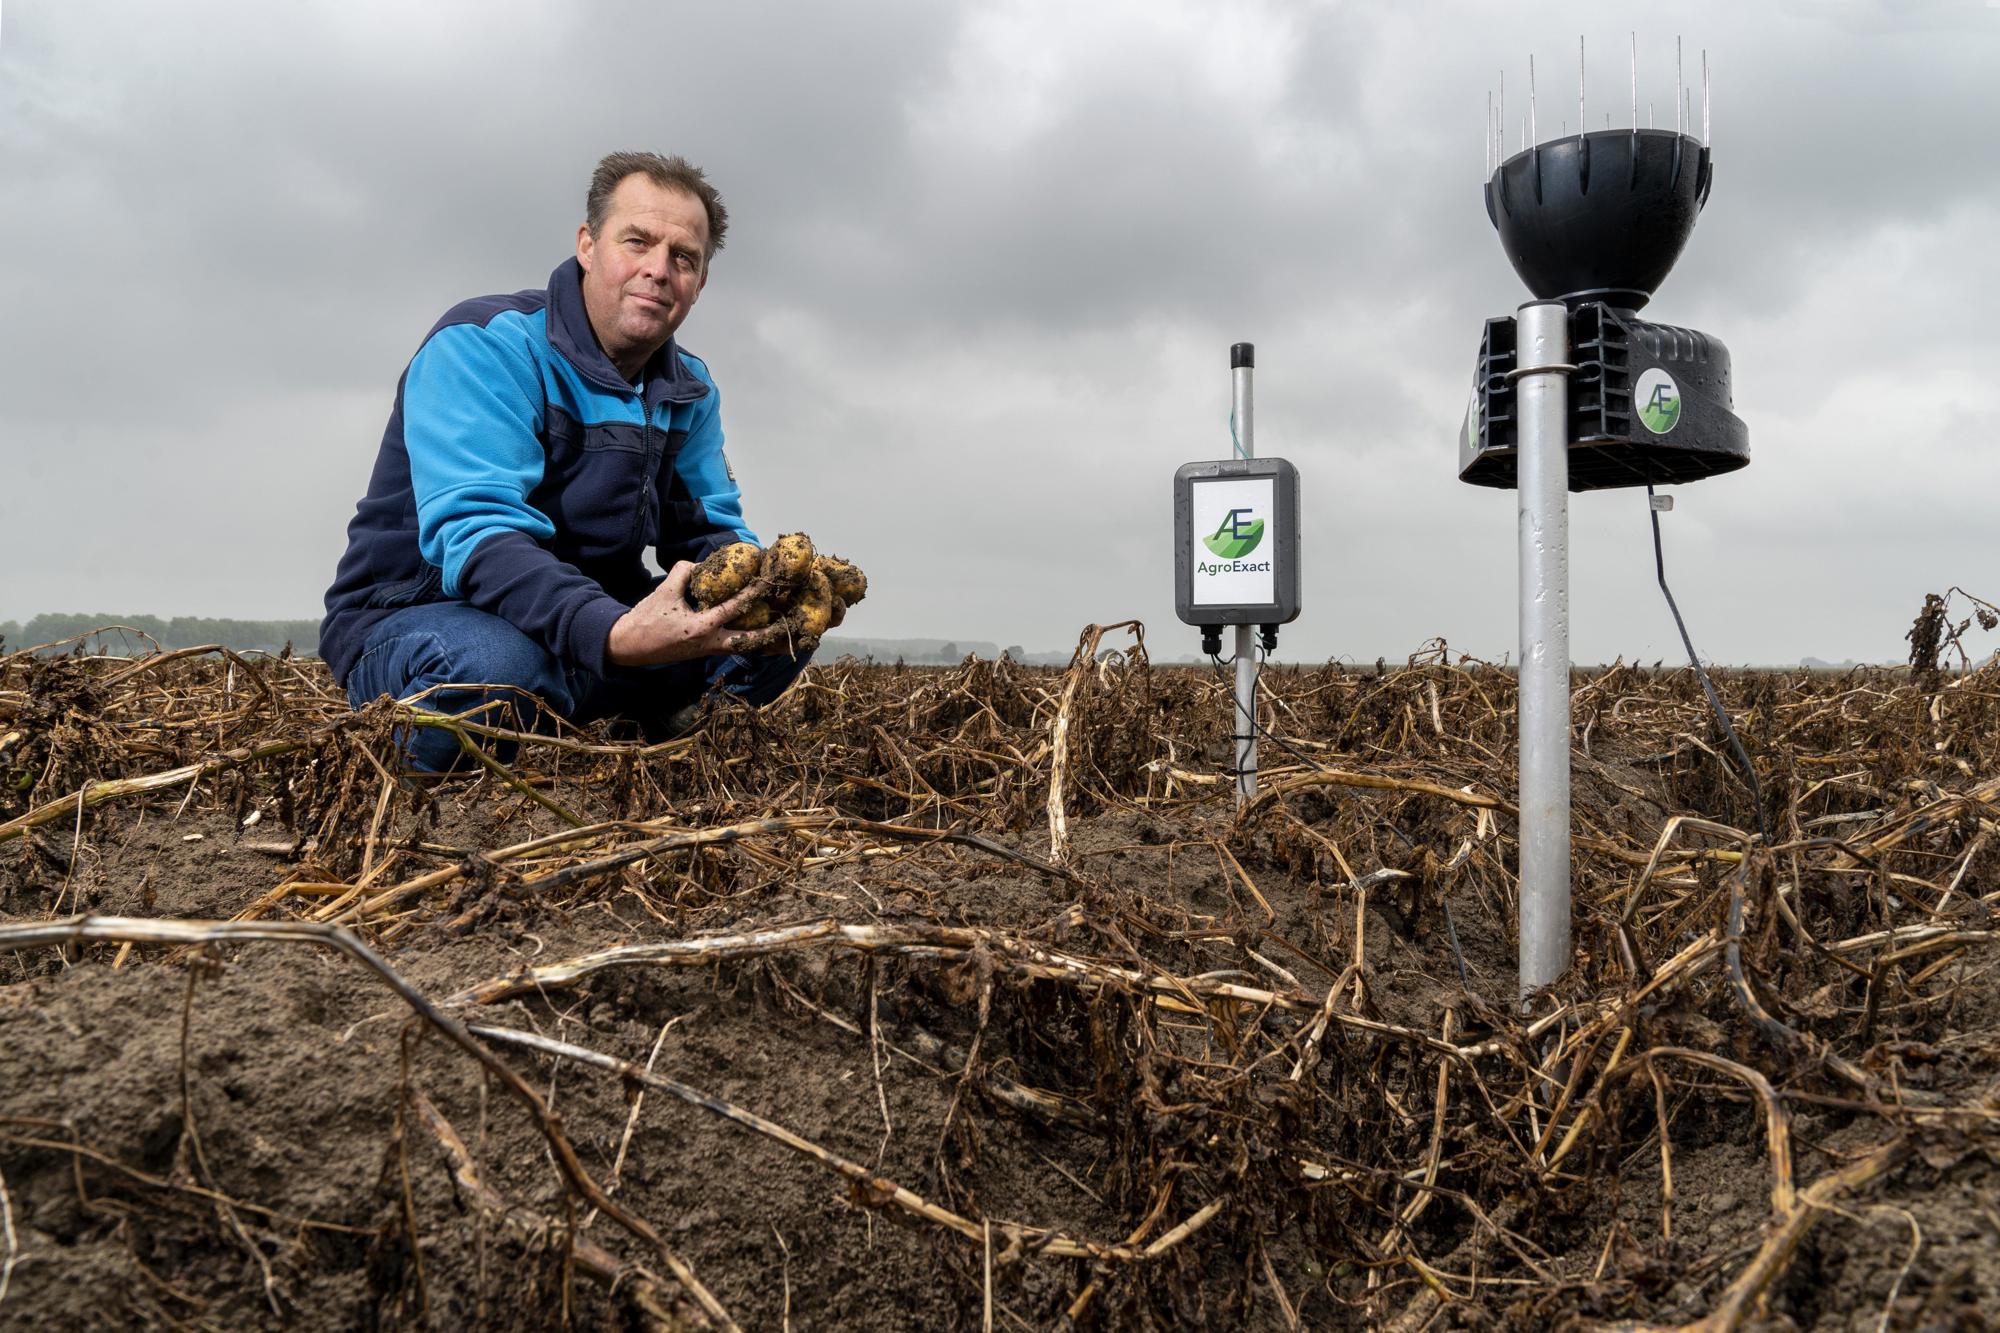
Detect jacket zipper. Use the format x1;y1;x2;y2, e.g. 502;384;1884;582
632;390;662;550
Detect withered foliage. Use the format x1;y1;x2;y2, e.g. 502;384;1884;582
1;615;1997;1330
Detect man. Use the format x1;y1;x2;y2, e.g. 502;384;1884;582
320;152;804;770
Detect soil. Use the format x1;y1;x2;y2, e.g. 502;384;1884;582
1;649;1996;1330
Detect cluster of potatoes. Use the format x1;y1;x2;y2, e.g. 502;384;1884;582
687;533;866;651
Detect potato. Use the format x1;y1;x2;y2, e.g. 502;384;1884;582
817;553;867;606
688;541;762;608
694;534;861;650
728;598;777;630
761;532;817;589
788;568;836;643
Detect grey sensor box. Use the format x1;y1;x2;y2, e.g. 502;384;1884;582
1174;457;1301;626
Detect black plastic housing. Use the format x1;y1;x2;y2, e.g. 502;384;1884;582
1456;302;1748;492
1486;129;1712;312
1174;457;1302;626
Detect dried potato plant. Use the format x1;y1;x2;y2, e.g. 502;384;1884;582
0;601;1996;1329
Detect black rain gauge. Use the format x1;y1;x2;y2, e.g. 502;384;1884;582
1175;344;1302;806
1459;39;1749;1002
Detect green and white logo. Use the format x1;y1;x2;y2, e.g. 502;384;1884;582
1635;367;1682;435
1202;508;1265;559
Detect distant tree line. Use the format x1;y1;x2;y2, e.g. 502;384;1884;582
0;614;320;657
817;636;1068;665
0;620;1069;665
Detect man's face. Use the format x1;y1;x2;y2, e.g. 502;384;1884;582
576;174;710;375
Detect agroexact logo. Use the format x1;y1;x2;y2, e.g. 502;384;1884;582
1635;368;1682;435
1202;507;1265;560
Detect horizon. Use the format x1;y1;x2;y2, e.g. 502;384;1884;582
2;607;1966;673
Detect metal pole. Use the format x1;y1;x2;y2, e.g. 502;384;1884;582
1514;301;1572;1003
1230;342;1257;808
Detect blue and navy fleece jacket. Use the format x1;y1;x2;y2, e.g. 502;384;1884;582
320;259;756;686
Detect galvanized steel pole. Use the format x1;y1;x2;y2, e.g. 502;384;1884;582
1231;343;1257;807
1514;301;1572;1002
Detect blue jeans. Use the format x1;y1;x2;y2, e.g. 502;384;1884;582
344;602;812;772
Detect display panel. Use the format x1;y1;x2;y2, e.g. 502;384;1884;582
1188;476;1276;607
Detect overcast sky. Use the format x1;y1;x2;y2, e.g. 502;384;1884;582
3;0;1996;664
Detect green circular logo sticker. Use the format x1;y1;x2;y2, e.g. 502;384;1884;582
1635;367;1682;435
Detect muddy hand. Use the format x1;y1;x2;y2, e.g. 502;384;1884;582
721;617;799;657
608;563;778;667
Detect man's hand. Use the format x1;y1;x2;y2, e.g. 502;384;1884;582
606;561;793;667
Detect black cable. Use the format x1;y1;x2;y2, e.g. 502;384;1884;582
1647;484;1771;844
1209;649;1478;987
1207;647;1331;777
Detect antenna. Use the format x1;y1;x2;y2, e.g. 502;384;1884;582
1578;36;1586;146
1630;32;1637;129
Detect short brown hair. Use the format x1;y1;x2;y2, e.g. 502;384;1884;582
585;151;728;260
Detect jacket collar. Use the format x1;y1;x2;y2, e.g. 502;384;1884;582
546;258;711;408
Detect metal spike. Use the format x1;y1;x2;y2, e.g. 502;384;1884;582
1578;36;1586;145
1630;32;1638;130
1702;50;1711;145
1529;54;1538;146
1676;37;1684;136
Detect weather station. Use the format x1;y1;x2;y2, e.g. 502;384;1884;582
1175;343;1302;807
1461;40;1751;1003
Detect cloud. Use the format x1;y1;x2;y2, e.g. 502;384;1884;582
3;0;1996;668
